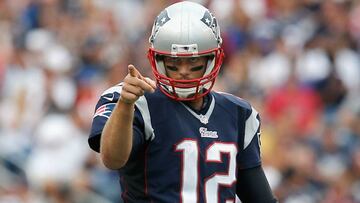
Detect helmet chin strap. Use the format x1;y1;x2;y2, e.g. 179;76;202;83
161;84;199;98
161;80;213;99
172;86;199;98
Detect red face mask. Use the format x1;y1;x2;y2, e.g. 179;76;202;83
147;47;224;101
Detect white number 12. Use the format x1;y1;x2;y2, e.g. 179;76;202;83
175;140;238;203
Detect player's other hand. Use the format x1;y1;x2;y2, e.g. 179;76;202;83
120;64;156;104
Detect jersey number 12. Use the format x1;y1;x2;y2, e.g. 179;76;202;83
175;139;237;203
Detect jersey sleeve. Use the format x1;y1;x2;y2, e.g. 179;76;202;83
88;84;146;153
237;106;262;169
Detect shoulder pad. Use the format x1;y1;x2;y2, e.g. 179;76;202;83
214;91;251;110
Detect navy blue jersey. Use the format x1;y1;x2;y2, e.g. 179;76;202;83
89;83;262;203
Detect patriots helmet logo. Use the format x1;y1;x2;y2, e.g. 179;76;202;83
201;10;222;44
149;10;170;43
93;103;116;119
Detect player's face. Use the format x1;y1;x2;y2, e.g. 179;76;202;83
163;56;207;80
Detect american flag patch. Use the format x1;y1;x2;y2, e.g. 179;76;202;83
93;103;116;118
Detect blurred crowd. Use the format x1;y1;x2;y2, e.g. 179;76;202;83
0;0;359;202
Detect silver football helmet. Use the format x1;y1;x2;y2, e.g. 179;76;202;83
148;1;224;101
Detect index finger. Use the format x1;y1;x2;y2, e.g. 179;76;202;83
128;64;143;79
128;64;155;93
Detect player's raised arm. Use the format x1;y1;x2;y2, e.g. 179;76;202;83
100;65;156;169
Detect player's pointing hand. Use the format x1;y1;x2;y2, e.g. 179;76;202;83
120;64;156;104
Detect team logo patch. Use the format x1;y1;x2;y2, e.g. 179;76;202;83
199;127;218;138
149;10;170;43
93;103;116;119
200;10;221;43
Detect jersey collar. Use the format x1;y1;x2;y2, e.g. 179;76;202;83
180;93;215;124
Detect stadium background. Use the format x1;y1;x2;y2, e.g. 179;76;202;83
0;0;359;202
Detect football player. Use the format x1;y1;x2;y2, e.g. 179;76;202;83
89;1;277;202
